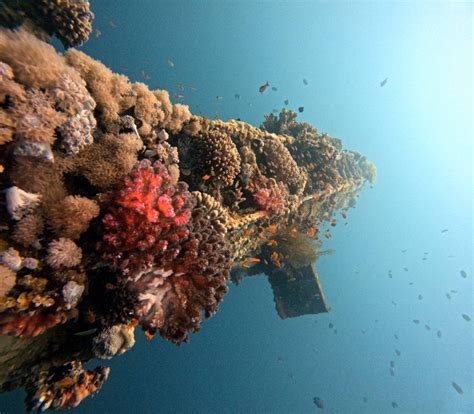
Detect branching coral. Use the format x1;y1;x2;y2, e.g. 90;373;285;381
46;195;100;239
25;362;109;412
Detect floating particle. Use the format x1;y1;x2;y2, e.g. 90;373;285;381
409;282;414;285
413;319;420;324
418;294;423;300
424;324;431;331
333;329;338;334
391;402;398;408
437;330;442;338
452;381;464;395
446;293;452;300
460;270;467;278
271;86;278;91
313;397;325;409
391;300;397;306
394;334;399;340
361;330;366;334
363;397;368;403
167;59;175;68
298;106;304;113
462;314;471;322
216;96;224;100
94;28;102;38
403;267;408;272
422;257;427;261
441;229;448;233
390;368;395;377
328;323;334;329
380;78;388;87
401;249;407;253
303;78;309;85
284;99;289;105
395;350;401;356
234;94;241;99
108;20;118;28
424;252;429;255
390;361;395;368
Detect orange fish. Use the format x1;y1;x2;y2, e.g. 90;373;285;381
246;258;261;263
144;331;155;341
240;263;251;269
271;252;282;268
307;227;317;238
289;227;298;238
266;239;278;246
202;174;211;181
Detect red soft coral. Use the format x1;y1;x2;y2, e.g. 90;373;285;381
98;159;194;275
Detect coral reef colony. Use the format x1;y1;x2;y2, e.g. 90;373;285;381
0;1;375;411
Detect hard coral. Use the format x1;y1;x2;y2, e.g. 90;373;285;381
25;362;109;412
99;159;194;275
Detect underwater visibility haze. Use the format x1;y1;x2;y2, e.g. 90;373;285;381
0;1;472;413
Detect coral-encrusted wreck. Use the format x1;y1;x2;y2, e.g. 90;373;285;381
0;3;376;410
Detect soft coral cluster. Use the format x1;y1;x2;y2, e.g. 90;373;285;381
251;175;289;217
98;159;194;276
132;207;231;344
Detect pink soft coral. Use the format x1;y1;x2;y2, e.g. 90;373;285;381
252;175;289;216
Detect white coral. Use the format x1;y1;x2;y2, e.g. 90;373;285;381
5;186;41;220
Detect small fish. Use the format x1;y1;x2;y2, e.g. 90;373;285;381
394;334;399;340
390;361;395;368
361;330;366;334
174;94;184;100
441;228;448;233
401;249;407;253
245;258;261;264
141;70;151;80
303;78;308;85
462;314;471;322
418;294;423;300
202;174;211;181
176;83;185;91
108;20;118;28
298;106;304;113
265;224;278;234
259;81;270;94
271;86;278;91
391;300;397;306
390;368;395;377
413;319;420;324
380;77;388;87
167;59;175;68
234;94;241;99
266;239;278;247
391;401;398;408
460;270;467;278
144;330;155;341
450;290;458;293
424;324;431;331
403;267;408;272
328;323;334;329
216;96;224;100
307;227;317;238
94;28;102;38
284;99;289;105
446;293;452;300
422;257;427;261
313;397;325;410
409;282;414;285
437;330;442;338
333;329;338;334
240;263;251;269
363;397;368;403
395;349;401;356
452;381;464;395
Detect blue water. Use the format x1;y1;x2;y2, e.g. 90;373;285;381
1;1;472;413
